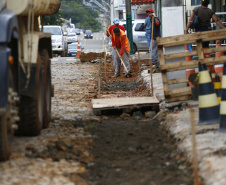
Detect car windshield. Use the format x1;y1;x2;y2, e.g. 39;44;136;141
68;33;76;37
85;30;92;34
68;44;78;49
43;27;62;35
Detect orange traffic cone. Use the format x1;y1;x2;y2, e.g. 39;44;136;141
214;40;224;80
76;41;81;58
185;44;195;87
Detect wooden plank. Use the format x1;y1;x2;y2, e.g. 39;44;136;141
204;45;226;54
158;46;169;100
165;50;197;60
203;55;226;65
166;77;188;85
165;95;192;103
92;97;159;109
160;55;226;72
196;40;204;60
161;59;199;72
157;29;226;47
165;86;192;97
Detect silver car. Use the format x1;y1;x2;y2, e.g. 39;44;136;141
67;32;78;44
67;42;84;57
120;19;148;53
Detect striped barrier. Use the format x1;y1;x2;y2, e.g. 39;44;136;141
219;62;226;132
214;74;222;103
198;62;219;125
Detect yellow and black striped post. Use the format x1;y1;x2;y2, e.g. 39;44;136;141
214;74;222;103
219;62;226;132
198;62;220;124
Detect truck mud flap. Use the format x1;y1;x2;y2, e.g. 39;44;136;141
19;65;37;98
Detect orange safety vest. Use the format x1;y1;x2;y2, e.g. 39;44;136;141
112;30;130;54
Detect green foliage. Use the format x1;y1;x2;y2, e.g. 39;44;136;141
61;0;102;32
44;9;64;26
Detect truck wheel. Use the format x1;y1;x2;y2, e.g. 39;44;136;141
41;49;52;128
0;116;11;161
0;72;18;161
16;54;44;136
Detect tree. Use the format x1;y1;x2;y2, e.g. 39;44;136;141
43;9;64;26
60;0;102;32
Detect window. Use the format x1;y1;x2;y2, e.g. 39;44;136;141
135;23;145;31
43;27;62;35
191;0;201;5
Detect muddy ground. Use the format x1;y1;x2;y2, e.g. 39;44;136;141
80;118;193;185
75;53;194;185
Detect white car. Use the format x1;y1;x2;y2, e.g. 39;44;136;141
120;19;148;53
43;25;68;57
67;32;78;43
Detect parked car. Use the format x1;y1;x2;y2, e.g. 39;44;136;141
120;19;148;53
67;32;78;44
67;42;84;57
43;25;68;57
84;30;93;39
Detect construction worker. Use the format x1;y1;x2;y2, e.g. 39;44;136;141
144;9;152;54
106;18;125;37
146;8;161;64
111;27;131;78
106;18;125;74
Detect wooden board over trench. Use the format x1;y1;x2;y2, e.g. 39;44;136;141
92;97;159;116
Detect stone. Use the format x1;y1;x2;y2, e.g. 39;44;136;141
145;111;156;119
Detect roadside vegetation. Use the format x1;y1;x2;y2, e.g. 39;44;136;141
44;0;102;32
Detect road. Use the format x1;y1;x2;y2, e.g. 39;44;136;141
76;32;108;53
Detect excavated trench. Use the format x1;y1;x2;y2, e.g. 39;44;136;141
78;54;194;185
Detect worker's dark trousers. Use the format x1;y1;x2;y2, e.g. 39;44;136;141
114;48;130;75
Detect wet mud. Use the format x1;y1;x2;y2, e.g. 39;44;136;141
80;117;193;185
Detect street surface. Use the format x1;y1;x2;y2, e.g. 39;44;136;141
77;32;107;53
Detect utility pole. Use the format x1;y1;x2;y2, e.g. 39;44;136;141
126;0;133;54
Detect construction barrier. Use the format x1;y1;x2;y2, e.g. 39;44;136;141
219;62;226;132
198;62;219;125
214;74;222;103
76;41;81;58
157;29;226;102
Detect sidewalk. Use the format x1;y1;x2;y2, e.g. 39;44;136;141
138;54;226;184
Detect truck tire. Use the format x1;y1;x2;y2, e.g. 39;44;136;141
41;49;52;128
0;72;18;161
0;115;11;161
16;54;44;136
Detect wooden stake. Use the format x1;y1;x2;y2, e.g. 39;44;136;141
138;51;141;77
103;33;107;80
190;109;199;185
150;15;154;96
98;62;101;99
